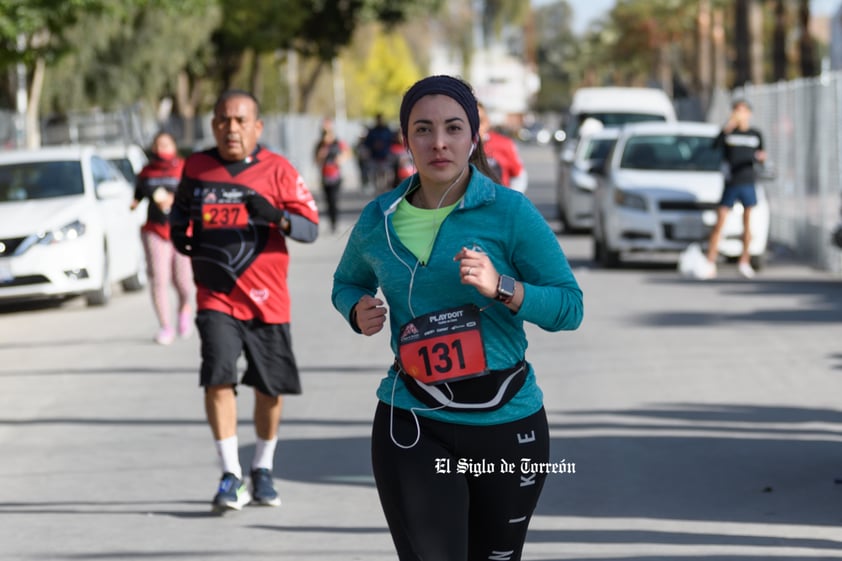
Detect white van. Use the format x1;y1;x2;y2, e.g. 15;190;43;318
563;87;676;140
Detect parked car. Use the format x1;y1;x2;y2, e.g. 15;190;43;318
556;127;619;232
0;145;147;306
554;86;676;158
97;143;148;184
590;121;770;268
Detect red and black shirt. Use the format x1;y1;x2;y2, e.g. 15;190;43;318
173;146;319;324
134;155;185;240
482;131;524;188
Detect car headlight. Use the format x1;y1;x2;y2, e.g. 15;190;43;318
11;220;88;256
39;220;87;245
614;189;647;211
39;220;85;245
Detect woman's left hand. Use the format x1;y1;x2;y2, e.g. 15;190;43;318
454;246;497;299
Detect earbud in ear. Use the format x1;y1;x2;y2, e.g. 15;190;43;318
469;143;476;157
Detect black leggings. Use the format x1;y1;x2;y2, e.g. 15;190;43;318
321;181;340;230
371;401;550;561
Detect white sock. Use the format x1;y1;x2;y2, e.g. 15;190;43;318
251;437;278;471
215;436;242;479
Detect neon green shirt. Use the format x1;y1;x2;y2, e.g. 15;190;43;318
392;194;460;265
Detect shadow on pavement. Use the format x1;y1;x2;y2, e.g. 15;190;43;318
226;400;842;531
638;277;842;325
527;528;842;549
537;402;842;528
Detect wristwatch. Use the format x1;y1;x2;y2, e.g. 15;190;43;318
496;275;516;304
279;210;291;235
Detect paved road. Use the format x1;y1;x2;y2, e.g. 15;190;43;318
1;144;841;560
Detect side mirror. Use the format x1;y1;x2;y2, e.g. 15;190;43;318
560;149;575;164
588;160;607;176
96;179;130;200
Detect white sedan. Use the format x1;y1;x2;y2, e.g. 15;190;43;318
0;145;147;306
98;143;149;184
591;121;770;268
556;127;619;232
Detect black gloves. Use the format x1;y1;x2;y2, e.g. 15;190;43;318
245;193;283;224
171;230;194;256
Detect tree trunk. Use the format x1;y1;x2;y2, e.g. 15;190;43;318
799;0;817;77
298;59;325;114
749;0;764;85
712;8;727;91
249;50;263;100
176;70;199;148
658;44;673;98
286;49;300;113
697;0;712;112
25;56;45;148
772;0;787;81
734;0;751;87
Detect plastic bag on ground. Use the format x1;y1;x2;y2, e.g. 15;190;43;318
677;243;710;279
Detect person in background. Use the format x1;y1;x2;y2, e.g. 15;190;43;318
354;130;373;193
314;117;352;233
170;89;319;514
130;131;193;345
364;113;395;194
389;129;415;189
332;75;583;561
702;98;766;279
478;102;528;193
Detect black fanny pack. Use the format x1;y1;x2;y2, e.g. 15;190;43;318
395;359;528;412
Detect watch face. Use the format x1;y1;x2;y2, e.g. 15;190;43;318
498;275;515;297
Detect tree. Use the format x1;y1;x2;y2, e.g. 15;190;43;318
42;2;220;111
347;27;422;120
0;0;220;147
42;1;220;146
212;0;441;113
532;0;578;111
483;0;530;42
0;0;110;146
798;0;817;77
772;0;787;81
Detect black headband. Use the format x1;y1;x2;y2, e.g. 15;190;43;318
399;75;479;140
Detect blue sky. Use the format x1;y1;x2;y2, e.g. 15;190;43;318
533;0;841;34
568;0;615;32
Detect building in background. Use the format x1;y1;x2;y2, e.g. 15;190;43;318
427;0;539;133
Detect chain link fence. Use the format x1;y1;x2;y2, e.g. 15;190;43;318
31;105;367;198
192;112;366;192
709;71;842;275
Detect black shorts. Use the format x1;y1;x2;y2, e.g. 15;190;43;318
196;309;302;397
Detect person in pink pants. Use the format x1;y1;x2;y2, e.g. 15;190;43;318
131;132;194;344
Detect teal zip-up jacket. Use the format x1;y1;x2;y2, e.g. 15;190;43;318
332;167;583;425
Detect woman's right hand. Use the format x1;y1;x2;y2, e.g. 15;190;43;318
353;295;387;336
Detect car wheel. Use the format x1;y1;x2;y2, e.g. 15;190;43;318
594;232;621;268
86;250;112;307
121;271;146;292
121;257;147;292
600;242;621;268
558;200;572;232
600;244;621;268
592;236;603;262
